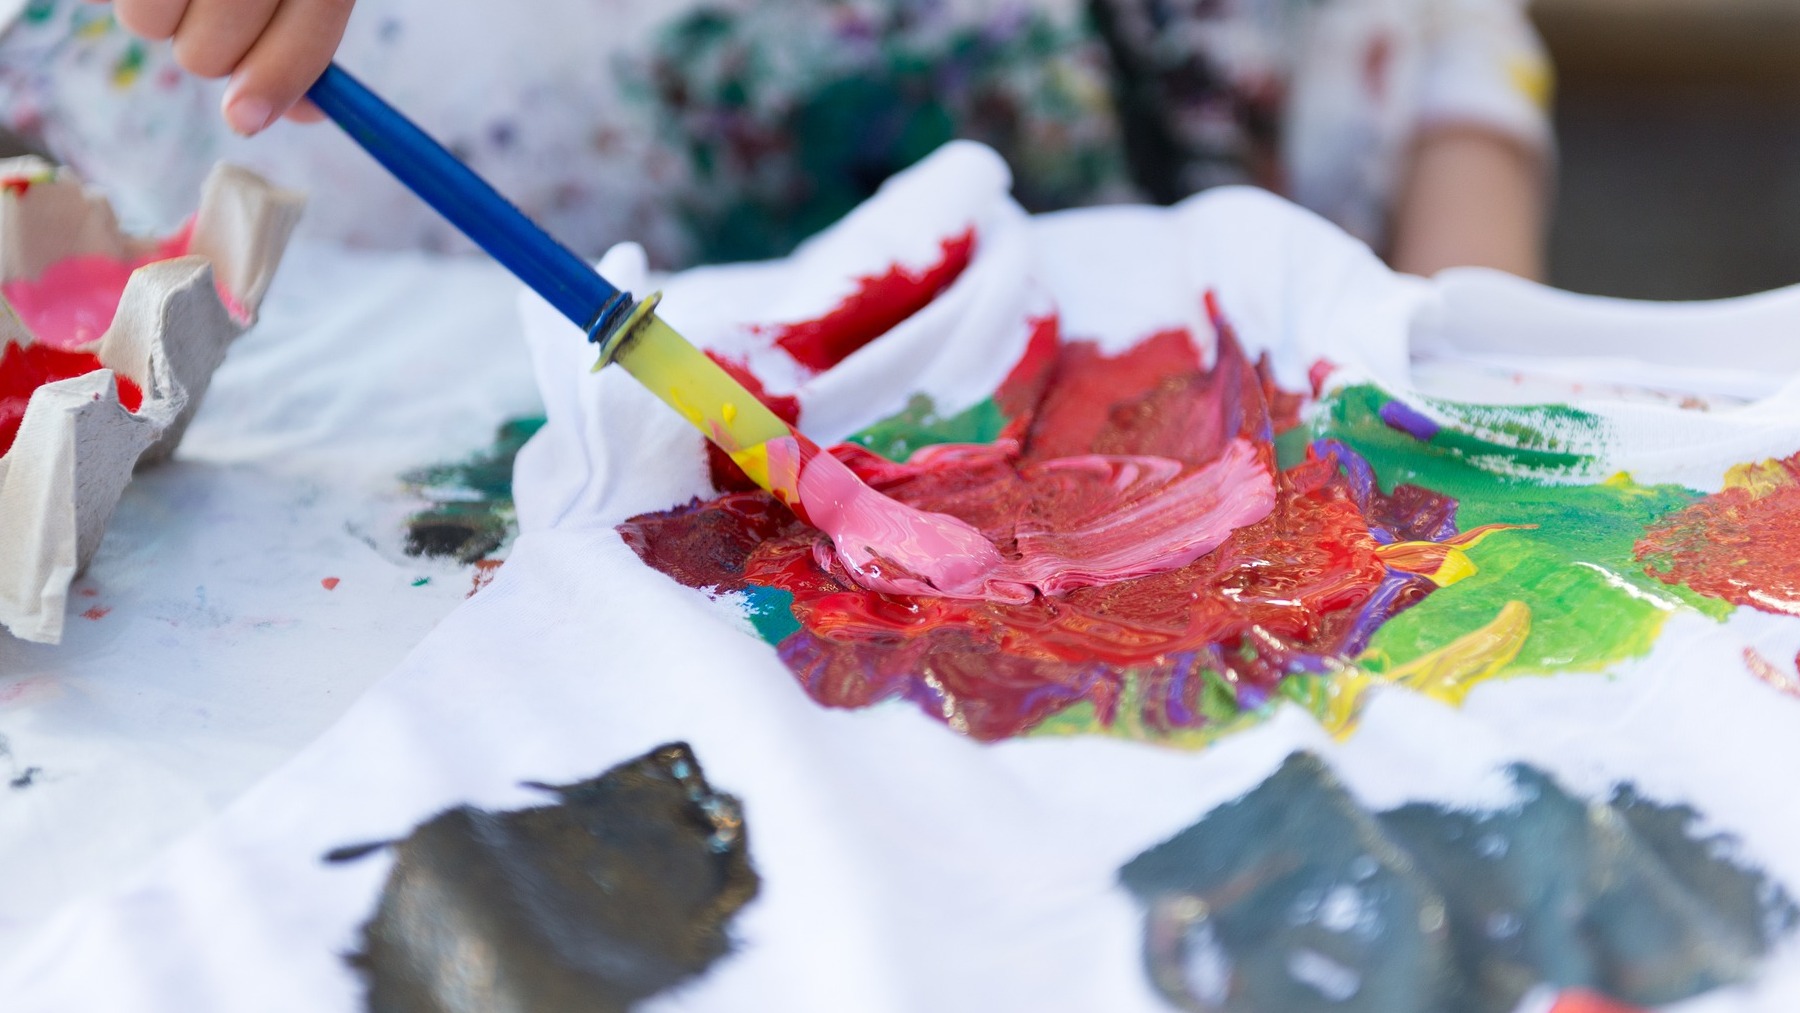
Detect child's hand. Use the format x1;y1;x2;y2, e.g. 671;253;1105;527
90;0;355;136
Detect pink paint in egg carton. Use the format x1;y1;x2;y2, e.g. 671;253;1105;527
0;157;305;644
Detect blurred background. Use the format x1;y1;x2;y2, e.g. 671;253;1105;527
4;1;1795;302
1537;0;1800;300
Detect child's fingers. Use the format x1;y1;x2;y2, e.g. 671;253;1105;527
284;99;326;124
221;0;354;136
110;0;192;41
169;0;282;78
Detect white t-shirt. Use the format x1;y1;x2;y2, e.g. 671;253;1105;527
7;142;1800;1012
0;0;1550;264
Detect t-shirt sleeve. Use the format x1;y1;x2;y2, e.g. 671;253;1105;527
1416;0;1555;157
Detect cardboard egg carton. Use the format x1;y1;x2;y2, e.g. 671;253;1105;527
0;158;305;644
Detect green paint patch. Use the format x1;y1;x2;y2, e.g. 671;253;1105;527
1030;667;1325;747
847;393;1008;462
1315;385;1728;679
402;417;547;564
1329;385;1606;493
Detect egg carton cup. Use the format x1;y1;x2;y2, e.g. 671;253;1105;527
0;158;305;644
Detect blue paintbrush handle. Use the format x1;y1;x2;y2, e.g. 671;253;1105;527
305;63;634;342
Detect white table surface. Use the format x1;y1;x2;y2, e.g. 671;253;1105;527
0;241;540;951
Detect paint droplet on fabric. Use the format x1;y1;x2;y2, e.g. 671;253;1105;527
468;559;503;597
77;587;98;598
1308;358;1338;399
1550;989;1649;1013
1740;647;1800;700
9;766;41;790
321;577;341;591
411;577;430;587
80;606;110;621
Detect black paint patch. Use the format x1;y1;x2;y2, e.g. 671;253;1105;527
8;766;39;790
1119;753;1795;1013
348;743;758;1013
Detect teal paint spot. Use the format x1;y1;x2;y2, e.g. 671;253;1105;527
411;577;431;588
741;585;800;646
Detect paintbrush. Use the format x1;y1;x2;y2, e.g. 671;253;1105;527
305;64;1018;599
305;64;796;485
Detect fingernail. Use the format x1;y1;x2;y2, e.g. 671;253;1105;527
224;95;276;136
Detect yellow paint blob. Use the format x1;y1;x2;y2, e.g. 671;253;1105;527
1325;600;1532;736
1724;458;1796;497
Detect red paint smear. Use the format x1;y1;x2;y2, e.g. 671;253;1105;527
2;177;32;198
469;559;504;597
1741;646;1800;700
0;343;145;458
1637;452;1800;617
1;222;194;352
321;577;341;591
1549;990;1647;1013
81;606;110;621
623;303;1454;741
1307;358;1338;400
773;229;975;372
704;352;800;492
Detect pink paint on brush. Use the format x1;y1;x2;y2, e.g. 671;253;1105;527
0;222;209;351
774;435;1015;600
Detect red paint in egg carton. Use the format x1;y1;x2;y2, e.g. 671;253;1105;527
2;222;206;352
0;344;144;457
0;159;305;645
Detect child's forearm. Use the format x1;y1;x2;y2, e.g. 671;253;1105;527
1389;124;1549;281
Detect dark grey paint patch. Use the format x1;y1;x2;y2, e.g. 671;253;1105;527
1120;753;1794;1013
347;743;758;1013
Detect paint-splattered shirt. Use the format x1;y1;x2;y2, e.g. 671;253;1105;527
0;0;1549;266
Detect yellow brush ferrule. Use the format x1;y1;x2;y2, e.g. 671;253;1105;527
593;293;793;463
